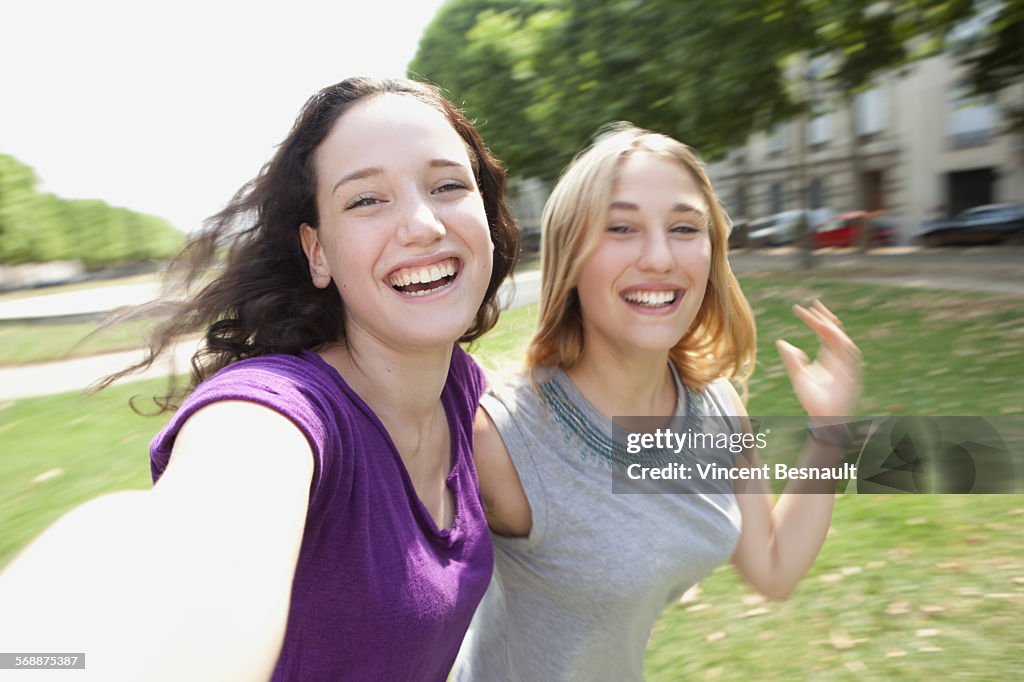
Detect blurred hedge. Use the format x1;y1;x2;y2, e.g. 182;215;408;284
0;154;183;268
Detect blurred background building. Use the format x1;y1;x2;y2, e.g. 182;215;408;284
709;51;1024;244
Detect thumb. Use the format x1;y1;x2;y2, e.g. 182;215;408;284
775;339;809;380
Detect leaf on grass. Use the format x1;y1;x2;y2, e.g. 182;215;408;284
844;661;867;673
687;603;712;613
886;600;911;616
915;628;941;638
678;584;701;604
827;629;867;650
866;561;887;570
957;587;982;597
840;566;863;576
31;468;63;484
918;646;944;653
936;561;962;571
905;517;927;526
820;572;843;584
706;631;726;643
741;607;771;618
885;650;907;658
742;593;765;607
919;605;946;616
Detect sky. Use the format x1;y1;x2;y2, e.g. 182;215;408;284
1;0;449;233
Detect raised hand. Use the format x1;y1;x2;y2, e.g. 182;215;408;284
775;300;862;418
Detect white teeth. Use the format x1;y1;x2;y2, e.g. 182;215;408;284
388;258;459;289
623;290;677;306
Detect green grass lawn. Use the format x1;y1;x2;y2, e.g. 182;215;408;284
0;319;169;366
1;273;1021;679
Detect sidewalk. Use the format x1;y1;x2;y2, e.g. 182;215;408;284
0;282;161;323
0;269;544;401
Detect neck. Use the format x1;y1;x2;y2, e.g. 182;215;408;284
319;333;453;429
566;342;676;418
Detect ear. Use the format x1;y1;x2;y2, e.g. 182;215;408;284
299;223;332;289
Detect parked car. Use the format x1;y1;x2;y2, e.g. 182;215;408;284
748;208;832;248
914;203;1024;246
811;211;897;249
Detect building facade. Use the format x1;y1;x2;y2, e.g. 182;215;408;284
706;52;1024;244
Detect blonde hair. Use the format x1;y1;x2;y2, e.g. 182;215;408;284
525;123;756;391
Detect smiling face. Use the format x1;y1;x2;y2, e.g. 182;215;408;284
574;151;712;358
300;93;494;352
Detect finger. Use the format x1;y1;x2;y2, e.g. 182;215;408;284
776;339;810;379
795;303;861;361
811;299;842;327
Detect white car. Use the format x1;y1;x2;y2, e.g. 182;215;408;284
748;209;831;247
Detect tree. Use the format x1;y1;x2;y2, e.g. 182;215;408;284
410;0;1023;183
0;153;183;266
409;0;565;179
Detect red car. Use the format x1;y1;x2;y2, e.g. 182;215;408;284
811;211;896;248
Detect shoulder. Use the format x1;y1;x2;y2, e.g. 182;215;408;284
481;369;545;419
151;352;343;484
699;377;746;417
448;345;488;404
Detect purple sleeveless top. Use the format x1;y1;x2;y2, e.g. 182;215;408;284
150;346;493;681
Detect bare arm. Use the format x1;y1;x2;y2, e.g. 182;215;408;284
473;407;532;537
0;400;314;681
731;301;862;600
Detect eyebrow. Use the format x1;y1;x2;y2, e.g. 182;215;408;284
331;158;470;195
609;200;706;216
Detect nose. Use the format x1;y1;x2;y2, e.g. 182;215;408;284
636;228;673;273
398;193;446;246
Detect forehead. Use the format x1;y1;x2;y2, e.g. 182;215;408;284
611;151;707;210
314;93;470;180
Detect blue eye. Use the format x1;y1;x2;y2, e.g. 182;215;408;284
670;225;700;234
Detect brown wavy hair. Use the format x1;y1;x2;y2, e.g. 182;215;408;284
100;77;519;411
526;123;755;391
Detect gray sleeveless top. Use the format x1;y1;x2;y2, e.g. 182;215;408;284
453;366;742;681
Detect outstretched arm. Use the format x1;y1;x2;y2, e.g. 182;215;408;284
0;400;314;681
731;300;862;600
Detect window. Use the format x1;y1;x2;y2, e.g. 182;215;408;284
807;113;831;146
809;178;826;209
947;83;997;148
766;124;787;153
854;87;885;136
769;183;784;215
733;185;747;218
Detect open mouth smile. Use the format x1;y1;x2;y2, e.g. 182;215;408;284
622;289;681;309
387;257;459;297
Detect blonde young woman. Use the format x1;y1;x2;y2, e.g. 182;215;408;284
455;124;862;680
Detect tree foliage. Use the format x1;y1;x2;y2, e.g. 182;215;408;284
0;154;183;267
410;0;1023;179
